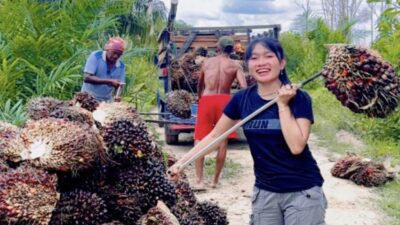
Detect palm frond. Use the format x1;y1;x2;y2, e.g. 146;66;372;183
0;99;28;126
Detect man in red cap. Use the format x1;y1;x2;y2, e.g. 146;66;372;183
81;37;126;102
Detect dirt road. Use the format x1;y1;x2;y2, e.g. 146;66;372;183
159;129;389;225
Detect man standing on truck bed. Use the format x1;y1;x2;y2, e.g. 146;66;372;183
194;36;247;189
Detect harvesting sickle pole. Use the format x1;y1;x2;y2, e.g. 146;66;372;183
168;44;400;174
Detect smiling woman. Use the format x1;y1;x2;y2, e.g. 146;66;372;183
169;37;327;225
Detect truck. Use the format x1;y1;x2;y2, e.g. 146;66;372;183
156;24;281;144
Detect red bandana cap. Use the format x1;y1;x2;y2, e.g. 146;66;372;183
105;37;125;52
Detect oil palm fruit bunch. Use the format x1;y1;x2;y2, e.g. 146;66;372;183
0;166;59;225
171;198;204;225
166;90;192;119
103;119;154;161
20;118;105;172
116;160;177;211
74;91;100;112
94;102;156;159
322;45;400;118
331;153;363;179
349;161;389;187
170;59;184;83
180;53;200;92
0;121;25;163
49;106;95;127
196;201;229;225
98;184;143;224
50;190;108;225
27;97;70;120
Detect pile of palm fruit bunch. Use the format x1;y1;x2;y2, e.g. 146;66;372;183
0;166;59;225
166;90;193;119
331;153;393;187
170;47;207;93
322;44;400;118
0;92;229;224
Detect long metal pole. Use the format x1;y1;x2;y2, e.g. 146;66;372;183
176;71;322;172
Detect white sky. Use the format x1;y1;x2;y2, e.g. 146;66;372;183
160;0;375;44
160;0;322;31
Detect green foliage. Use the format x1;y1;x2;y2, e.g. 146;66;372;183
353;110;400;144
377;180;400;224
280;33;324;88
204;157;242;179
21;54;82;99
0;44;23;103
371;1;400;72
0;99;28;126
123;55;159;112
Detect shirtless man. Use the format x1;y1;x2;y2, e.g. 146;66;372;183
194;36;247;189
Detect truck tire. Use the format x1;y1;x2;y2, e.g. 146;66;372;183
165;133;179;145
165;126;179;145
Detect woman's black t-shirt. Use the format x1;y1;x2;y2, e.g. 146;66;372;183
224;85;324;193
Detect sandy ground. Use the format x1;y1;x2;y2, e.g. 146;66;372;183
158;128;391;225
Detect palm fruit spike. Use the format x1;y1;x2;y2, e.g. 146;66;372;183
350;161;389;187
49;106;95;127
0;166;59;225
0;121;25;163
166;90;192;119
74;91;100;112
196;201;229;225
27;96;70;120
93;102;156;159
50;190;109;225
20;118;106;172
322;44;400;118
331;153;363;179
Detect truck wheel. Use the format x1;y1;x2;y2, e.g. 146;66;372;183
165;134;179;145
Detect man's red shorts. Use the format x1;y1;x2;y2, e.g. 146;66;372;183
194;94;237;140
